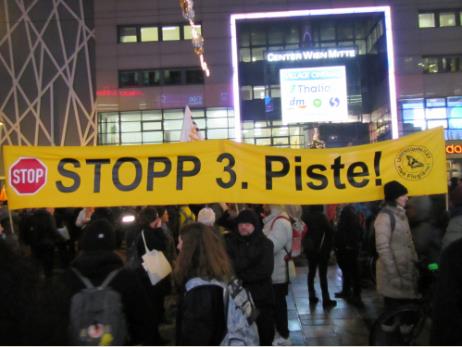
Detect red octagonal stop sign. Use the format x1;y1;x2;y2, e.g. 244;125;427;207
9;157;48;195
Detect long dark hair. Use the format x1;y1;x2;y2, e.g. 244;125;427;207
174;222;233;287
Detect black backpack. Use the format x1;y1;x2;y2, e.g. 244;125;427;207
69;268;128;346
366;207;396;258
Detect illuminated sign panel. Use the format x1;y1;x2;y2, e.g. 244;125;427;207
266;48;356;62
280;66;348;124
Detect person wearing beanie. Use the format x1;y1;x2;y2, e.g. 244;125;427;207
197;207;216;227
224;208;275;346
442;184;462;249
374;180;420;333
57;219;155;345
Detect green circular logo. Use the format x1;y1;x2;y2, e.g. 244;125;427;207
313;99;322;108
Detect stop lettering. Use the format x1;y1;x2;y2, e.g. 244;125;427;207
9;157;48;195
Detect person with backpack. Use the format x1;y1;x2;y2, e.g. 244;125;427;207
262;204;293;346
374;180;420;332
58;219;154;345
225;208;275;346
301;205;337;308
174;222;233;345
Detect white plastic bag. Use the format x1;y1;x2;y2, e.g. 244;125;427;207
141;231;172;285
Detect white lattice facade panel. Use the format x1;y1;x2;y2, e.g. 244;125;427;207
0;0;96;148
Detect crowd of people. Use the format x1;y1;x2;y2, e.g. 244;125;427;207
0;178;461;345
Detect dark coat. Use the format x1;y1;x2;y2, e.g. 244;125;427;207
431;237;462;345
58;251;154;345
335;205;362;252
225;227;274;308
176;284;226;345
302;207;334;259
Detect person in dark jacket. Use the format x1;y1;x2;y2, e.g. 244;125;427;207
225;209;275;346
302;205;336;308
431;237;462;345
334;204;363;304
134;206;171;343
174;222;233;345
58;219;154;345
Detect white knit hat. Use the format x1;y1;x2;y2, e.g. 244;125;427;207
197;207;216;226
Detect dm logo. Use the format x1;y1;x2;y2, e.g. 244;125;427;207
394;145;433;181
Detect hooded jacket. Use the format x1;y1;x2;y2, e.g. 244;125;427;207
225;212;274;308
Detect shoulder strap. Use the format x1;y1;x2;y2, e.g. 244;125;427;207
381;208;396;233
99;269;122;289
71;267;94;289
270;215;291;230
141;230;150;253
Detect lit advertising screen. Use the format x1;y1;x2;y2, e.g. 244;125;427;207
280;65;348;124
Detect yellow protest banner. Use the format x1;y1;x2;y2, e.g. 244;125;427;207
3;127;447;210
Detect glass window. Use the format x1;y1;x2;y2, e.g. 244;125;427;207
426;98;446;107
273;137;289;145
270;85;280;98
254;128;271;137
272;127;289;136
162;26;180;41
426;107;446;119
250;29;266;46
402;108;425;121
194;119;206;130
119;71;140;87
238;30;250;47
119;26;138;43
401;99;424;109
191;109;205;118
121;132;142;143
140;26;158;42
449;118;462;128
253;86;266;100
163;69;183;85
418;13;435;28
184;24;201;40
99;112;119;123
163;110;183;119
354;21;367;39
121;111;141;122
143;70;161;86
207;108;227;118
448;96;462;107
337;21;354;40
142;121;162;131
449;106;462;118
286;25;299;44
251;47;265;62
320;21;335;41
256;138;271;146
165;130;180;142
185;69;204;84
422;57;439;73
240;86;253;101
239;48;251;63
439;12;456;27
207;118;228;129
441;57;458;72
164;120;183;130
356;40;366;55
268;28;284;45
427;119;447;128
142;110;162;121
207;129;229;139
121;121;141;132
142;131;163;143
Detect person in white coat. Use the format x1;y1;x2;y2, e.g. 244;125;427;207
262;205;292;346
374;180;420;333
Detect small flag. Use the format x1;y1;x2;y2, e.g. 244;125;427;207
180;105;203;142
0;185;7;201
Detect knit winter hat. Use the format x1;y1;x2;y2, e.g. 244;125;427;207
384;180;408;202
236;209;259;228
197;207;216;226
80;219;116;252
